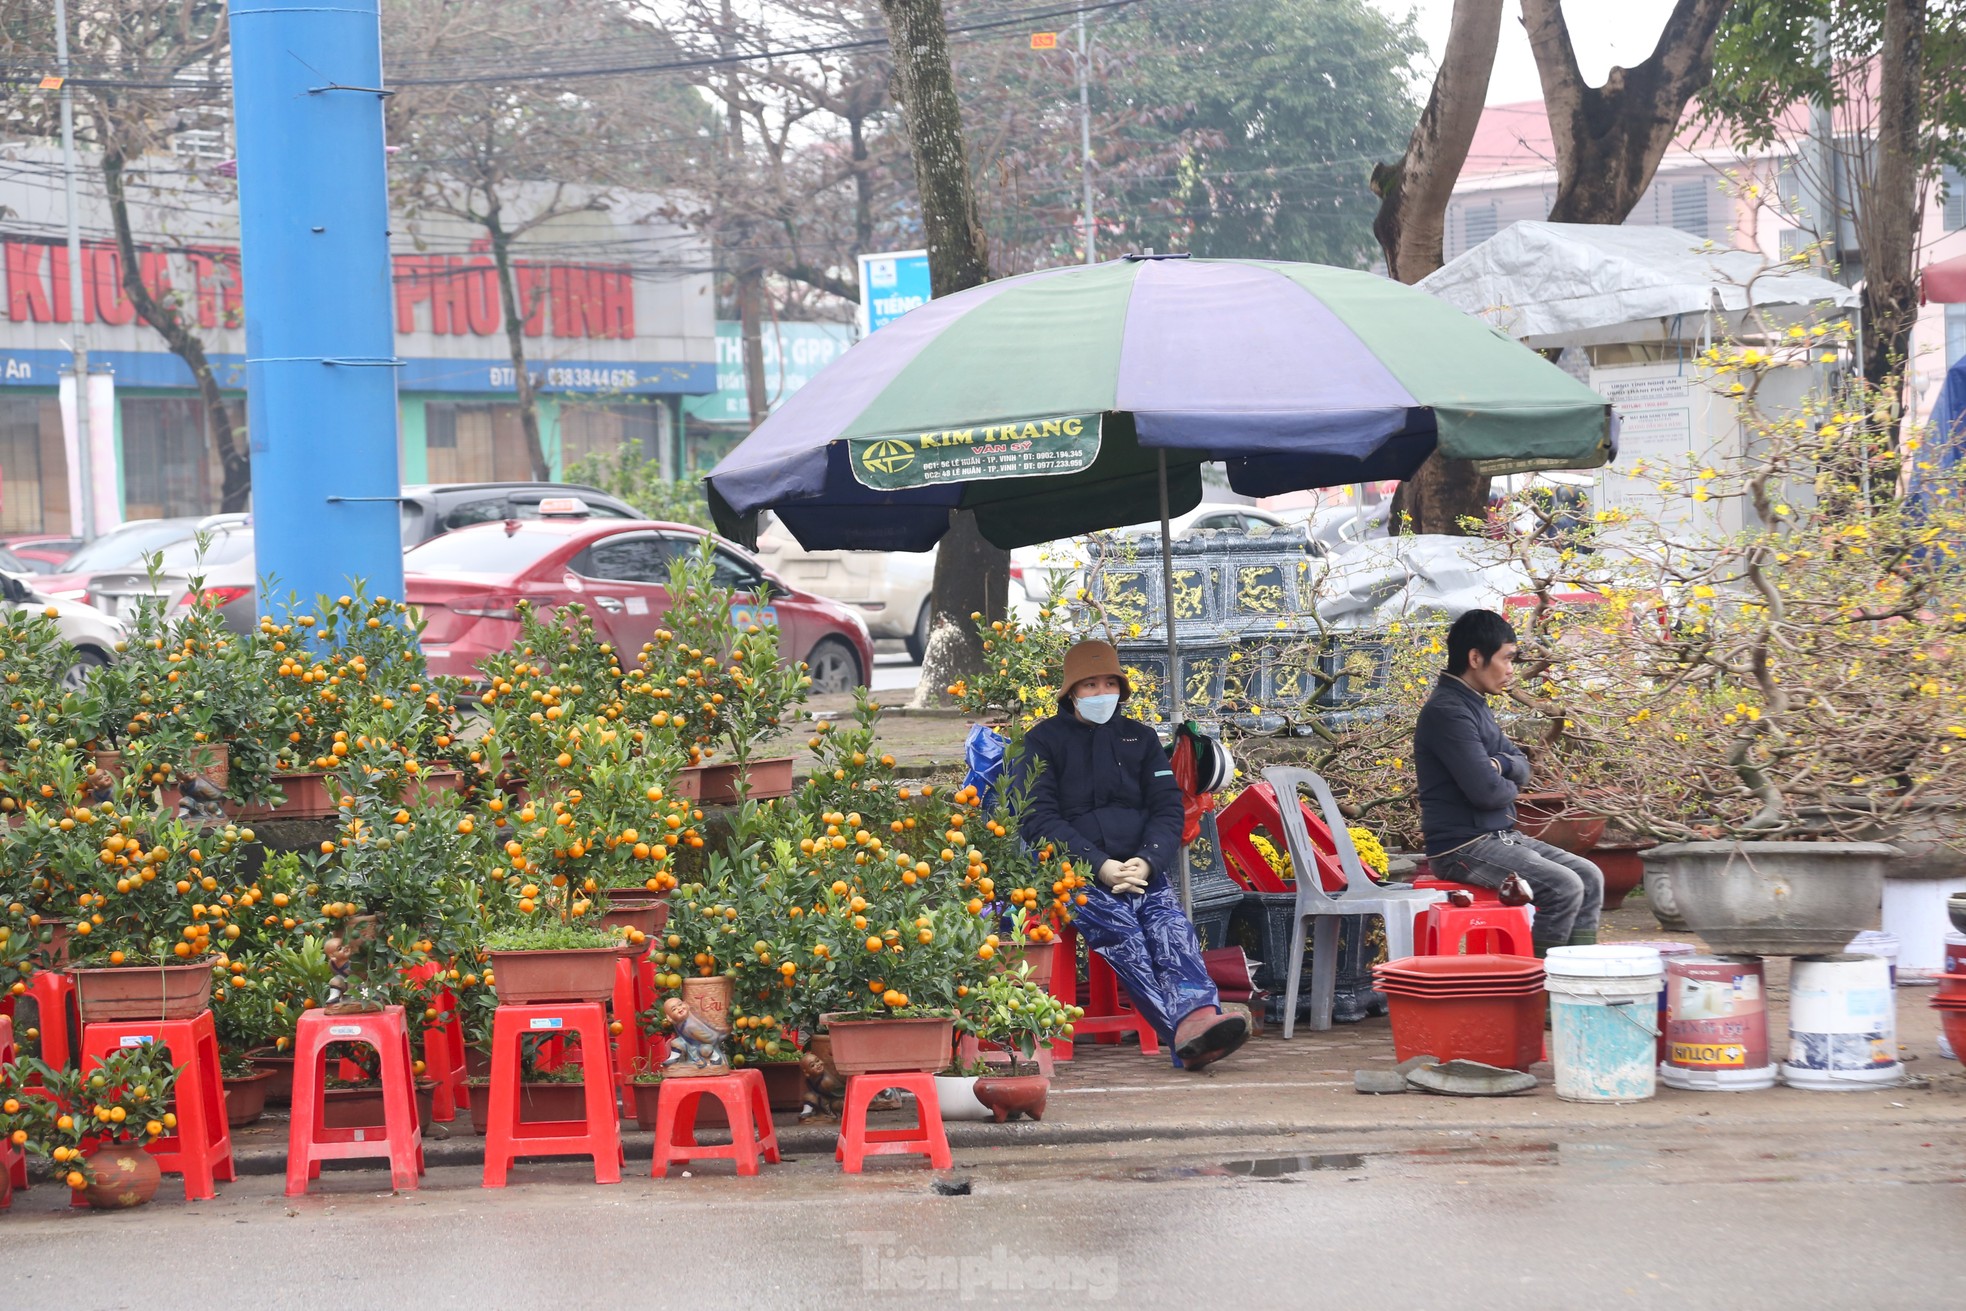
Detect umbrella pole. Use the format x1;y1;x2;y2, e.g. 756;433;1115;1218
1157;449;1192;914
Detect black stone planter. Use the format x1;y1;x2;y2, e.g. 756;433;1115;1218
1231;891;1387;1025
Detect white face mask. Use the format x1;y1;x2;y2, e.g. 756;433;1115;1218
1075;692;1120;724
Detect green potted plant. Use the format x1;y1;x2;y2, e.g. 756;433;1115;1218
0;1044;182;1208
962;965;1080;1122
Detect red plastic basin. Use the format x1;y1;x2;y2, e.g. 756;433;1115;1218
1385;990;1546;1071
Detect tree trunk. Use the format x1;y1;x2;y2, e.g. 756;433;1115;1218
1524;0;1732;225
1863;0;1924;396
736;262;770;429
849;110;875;256
487;222;551;481
102;148;251;513
1371;0;1505;536
878;0;1003;704
1371;0;1503;285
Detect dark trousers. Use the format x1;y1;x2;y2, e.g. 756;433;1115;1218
1431;831;1605;944
1073;874;1219;1044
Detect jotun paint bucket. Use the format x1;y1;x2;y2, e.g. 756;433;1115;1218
1781;953;1902;1091
1658;954;1775;1091
1545;946;1664;1103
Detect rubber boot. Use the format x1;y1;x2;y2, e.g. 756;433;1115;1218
1565;927;1600;947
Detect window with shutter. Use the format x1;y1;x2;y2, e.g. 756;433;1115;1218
1672;182;1710;239
1943;166;1965;232
1463;204;1499;248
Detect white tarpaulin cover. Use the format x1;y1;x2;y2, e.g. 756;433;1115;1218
1417;221;1860;348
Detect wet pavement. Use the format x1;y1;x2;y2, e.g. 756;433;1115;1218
3;1122;1961;1308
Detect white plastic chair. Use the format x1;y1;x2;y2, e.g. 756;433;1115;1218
1263;766;1445;1038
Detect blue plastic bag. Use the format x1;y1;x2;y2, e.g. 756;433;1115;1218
961;723;1010;810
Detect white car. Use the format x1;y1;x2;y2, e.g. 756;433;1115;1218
1;570;125;689
751;513;939;662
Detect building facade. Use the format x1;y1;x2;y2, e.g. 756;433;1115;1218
0;146;716;534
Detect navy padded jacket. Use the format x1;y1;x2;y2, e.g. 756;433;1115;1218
1013;708;1184;877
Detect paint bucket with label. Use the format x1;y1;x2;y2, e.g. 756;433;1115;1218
1941;933;1966;1060
1621;940;1700;1061
1545;946;1664;1103
1658;955;1775;1091
1781;953;1902;1090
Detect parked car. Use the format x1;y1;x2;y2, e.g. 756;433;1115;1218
0;534;83;573
0;568;125;689
35;516;244;607
83;517;258;633
403;510;874;694
398;482;643;546
751;512;938;662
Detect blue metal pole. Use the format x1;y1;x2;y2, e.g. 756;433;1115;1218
230;0;404;618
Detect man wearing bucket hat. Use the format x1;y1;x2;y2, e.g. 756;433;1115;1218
1414;609;1604;955
1013;639;1249;1070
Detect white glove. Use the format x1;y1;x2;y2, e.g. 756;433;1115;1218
1097;859;1128;889
1119;857;1152;891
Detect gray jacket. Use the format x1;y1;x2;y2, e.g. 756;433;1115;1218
1414;673;1531;856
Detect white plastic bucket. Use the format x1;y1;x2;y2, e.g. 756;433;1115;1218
1781;953;1902;1091
1845;931;1899;986
932;1075;994;1121
1881;876;1966;980
1545;946;1664;1103
1658;954;1777;1092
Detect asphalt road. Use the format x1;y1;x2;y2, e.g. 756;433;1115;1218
869;649;920;694
5;1123;1960;1309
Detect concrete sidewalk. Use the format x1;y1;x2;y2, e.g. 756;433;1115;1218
223;908;1966;1176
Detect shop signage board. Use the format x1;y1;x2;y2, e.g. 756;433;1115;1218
856;250;931;336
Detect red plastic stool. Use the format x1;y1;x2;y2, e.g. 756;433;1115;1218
481;1002;622;1187
402;964;467;1123
1421;902;1535;957
0;1015;23;1208
1216;783;1351;892
649;1068;780;1178
610;952;652;1112
1078;952;1162;1053
285;1006;425;1195
79;1010;234;1201
12;969;79;1070
834;1071;950;1173
1408;876;1502;945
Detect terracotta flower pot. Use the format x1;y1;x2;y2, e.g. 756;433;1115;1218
224;1067;279;1127
597;902;667;938
488;946;624;1004
234;771;340;821
681;755;795;804
973;1073;1049;1123
1514;793;1605;854
70;959;216;1023
323;1081;437;1133
82;1143;162;1209
633;1061;804;1129
823;1014;954;1075
31;917;71;968
248;1050;296;1106
1004;940;1059;987
466;1079;593;1135
182;741;230;793
1589;841;1655;912
91;749;125;781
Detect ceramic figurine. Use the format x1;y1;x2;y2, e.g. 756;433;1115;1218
175;771;227;823
660;996;729;1076
83;768;117;806
799;1048;846;1121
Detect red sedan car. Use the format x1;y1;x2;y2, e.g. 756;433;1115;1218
403;511;874;694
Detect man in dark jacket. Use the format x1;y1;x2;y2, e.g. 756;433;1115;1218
1414;609;1603;953
1014;639;1247;1070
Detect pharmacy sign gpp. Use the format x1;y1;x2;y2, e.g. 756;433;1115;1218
857;250;932;335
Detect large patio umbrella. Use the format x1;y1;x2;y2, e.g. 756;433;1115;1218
705;254;1614;904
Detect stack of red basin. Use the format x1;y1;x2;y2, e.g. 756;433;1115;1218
1932;973;1966;1070
1373;954;1547;1072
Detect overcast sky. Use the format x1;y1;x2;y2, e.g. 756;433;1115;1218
1381;1;1684;104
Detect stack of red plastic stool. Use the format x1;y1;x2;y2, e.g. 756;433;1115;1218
610;952;653;1114
4;968;79;1070
834;1071;950;1173
1049;922;1160;1062
649;1068;780;1177
0;1014;23;1210
79;1009;234;1201
286;1005;425;1195
404;962;467;1122
481;1001;622;1187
